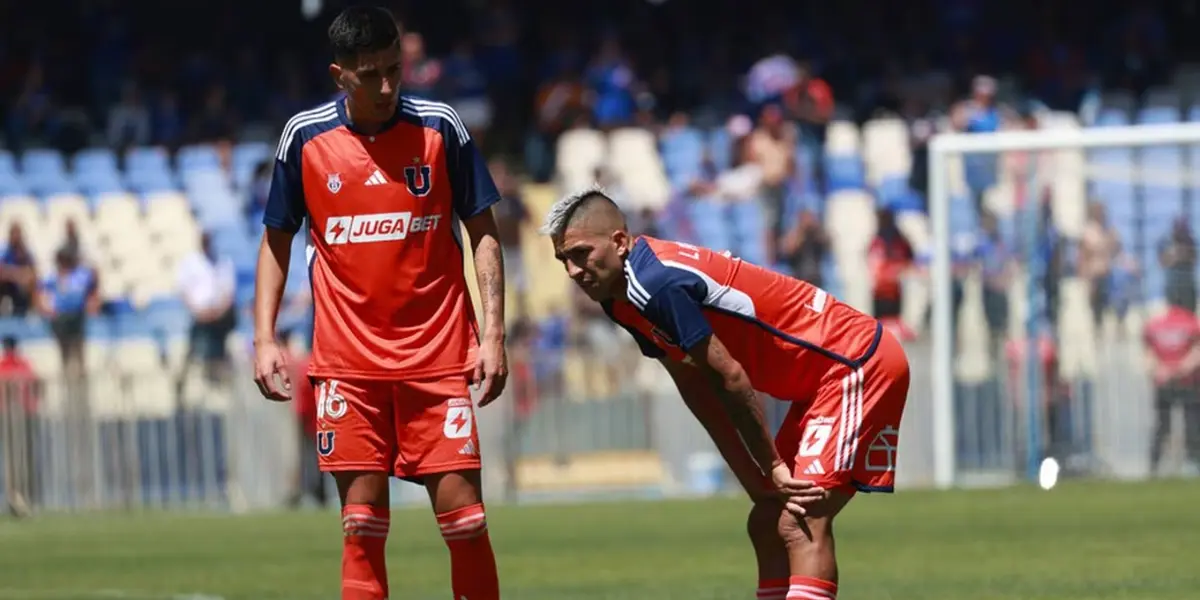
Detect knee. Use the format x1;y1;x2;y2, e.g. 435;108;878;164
746;500;782;547
776;507;833;554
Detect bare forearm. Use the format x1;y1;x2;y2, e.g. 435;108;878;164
472;233;506;339
254;232;291;343
714;374;780;473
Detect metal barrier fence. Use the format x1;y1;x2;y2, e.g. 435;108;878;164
2;312;1184;516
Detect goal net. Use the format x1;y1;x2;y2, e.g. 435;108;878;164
924;114;1200;489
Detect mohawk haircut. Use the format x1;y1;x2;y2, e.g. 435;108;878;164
538;185;624;238
328;6;401;64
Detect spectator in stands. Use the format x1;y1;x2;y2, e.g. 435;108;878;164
778;209;828;287
868;208;914;332
1079;202;1120;327
189;84;237;166
59;219;84;263
952;75;1003;214
3;61;55;153
1159;217;1197;311
528;64;587;181
40;247;99;377
150;91;185;149
747;103;798;264
442;38;492;148
0;224;37;317
785;59;835;146
105;80;150;150
1144;284;1200;476
586;35;639;130
0;335;38;517
176;231;237;386
40;247;98;504
489;158;530;319
401;32;442;99
977;210;1014;354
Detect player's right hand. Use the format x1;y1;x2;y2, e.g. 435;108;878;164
770;463;827;516
253;339;292;402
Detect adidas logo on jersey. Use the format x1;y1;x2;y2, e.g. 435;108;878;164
365;169;388;186
802;459;826;476
458;439;477;456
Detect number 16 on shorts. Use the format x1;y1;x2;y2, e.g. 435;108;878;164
316;380;348;423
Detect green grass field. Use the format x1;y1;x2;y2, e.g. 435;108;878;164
1;480;1198;599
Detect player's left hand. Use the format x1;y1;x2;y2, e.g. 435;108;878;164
472;334;508;407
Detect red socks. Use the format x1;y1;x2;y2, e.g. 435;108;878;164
786;576;837;599
436;503;500;600
757;577;789;600
342;504;390;600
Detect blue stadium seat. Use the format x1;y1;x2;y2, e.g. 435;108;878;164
73;148;119;175
0;172;26;196
1189;106;1200;122
28;175;77;197
77;170;126;195
824;155;865;192
19;148;66;177
177;145;222;172
1095;109;1129;127
1136;106;1181;125
688;200;733;254
232;142;272;169
125;146;171;174
707;129;732;171
126;169;178;194
659;127;705;188
0;150;15;175
728;201;767;267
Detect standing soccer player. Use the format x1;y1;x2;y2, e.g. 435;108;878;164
541;188;910;600
253;7;507;600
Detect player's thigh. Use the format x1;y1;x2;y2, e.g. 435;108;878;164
393;375;482;481
311;377;396;473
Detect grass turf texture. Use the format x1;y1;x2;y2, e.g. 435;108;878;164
1;480;1197;599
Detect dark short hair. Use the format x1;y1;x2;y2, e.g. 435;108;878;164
2;336;16;351
328;6;401;65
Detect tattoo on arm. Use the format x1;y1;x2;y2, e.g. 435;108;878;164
473;235;505;335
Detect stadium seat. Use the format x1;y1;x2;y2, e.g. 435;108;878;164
824;121;861;156
1143;86;1181;110
824;155;866;192
77;170;126;196
555;128;607;192
607;128;670;210
20;148;67;177
125;146;171;173
0;150;15;175
707;128;732;171
73;148;120;176
658;126;705;188
1137;106;1181;125
177;144;222;172
861;118;911;186
1100;90;1136;116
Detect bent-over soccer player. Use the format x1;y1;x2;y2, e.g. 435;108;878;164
541;188;910;600
253;7;508;599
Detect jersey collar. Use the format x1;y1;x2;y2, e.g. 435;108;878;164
336;96;403;136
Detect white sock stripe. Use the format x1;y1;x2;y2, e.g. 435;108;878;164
276;104;337;161
439;512;486;528
342;514;390;524
789;583;836;598
441;529;487;541
786;592;832;600
440;519;488;536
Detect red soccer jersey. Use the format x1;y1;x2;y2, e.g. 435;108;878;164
1143;306;1200;378
266;97;500;380
605;236;883;401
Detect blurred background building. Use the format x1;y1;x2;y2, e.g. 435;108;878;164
3;0;1200;514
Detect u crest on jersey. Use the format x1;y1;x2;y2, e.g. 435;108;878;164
404;163;432;196
327;173;343;194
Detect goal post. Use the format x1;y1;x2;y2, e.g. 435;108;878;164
927;121;1200;489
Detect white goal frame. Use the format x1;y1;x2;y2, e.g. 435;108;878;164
927;122;1200;488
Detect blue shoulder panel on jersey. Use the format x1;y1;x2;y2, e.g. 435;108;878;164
398;96;501;221
623;239;713;352
264;101;342;233
602;300;666;359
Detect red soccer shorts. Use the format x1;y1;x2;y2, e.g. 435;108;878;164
775;328;910;496
310;375;481;480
